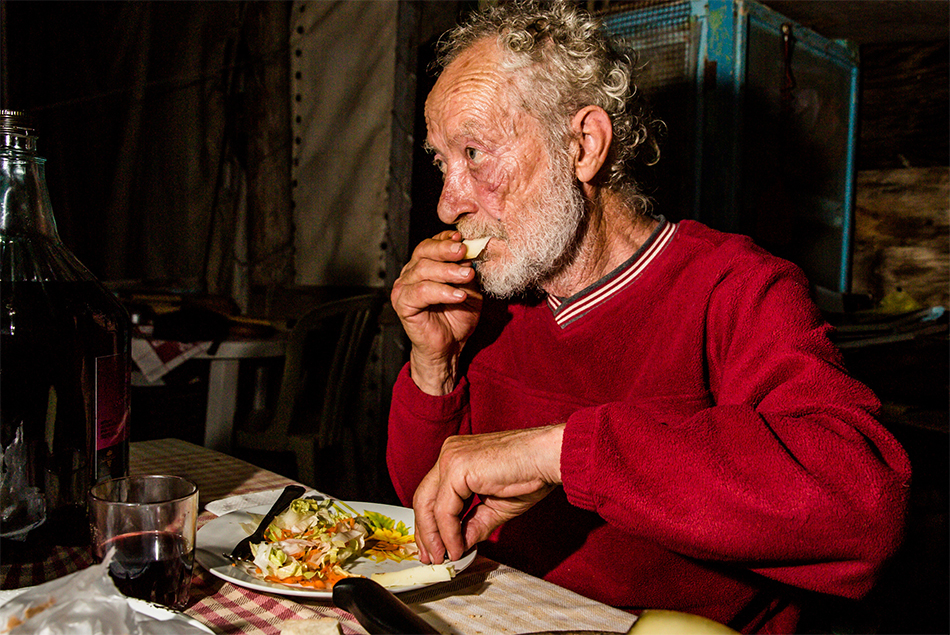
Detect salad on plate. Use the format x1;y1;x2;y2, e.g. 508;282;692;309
243;498;428;589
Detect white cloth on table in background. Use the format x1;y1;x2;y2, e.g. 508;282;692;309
132;338;212;383
204;488;323;517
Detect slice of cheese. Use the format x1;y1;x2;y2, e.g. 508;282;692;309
462;237;490;260
370;563;455;588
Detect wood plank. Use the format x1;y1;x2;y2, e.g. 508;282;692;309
852;167;949;308
858;41;950;170
760;0;949;44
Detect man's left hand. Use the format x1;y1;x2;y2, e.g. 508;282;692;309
412;424;564;564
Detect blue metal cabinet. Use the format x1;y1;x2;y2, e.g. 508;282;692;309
600;0;859;296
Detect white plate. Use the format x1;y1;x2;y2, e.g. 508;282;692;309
195;499;476;599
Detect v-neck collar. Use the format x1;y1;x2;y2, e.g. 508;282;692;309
546;218;677;328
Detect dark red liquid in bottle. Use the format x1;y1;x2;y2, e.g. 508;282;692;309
1;280;129;547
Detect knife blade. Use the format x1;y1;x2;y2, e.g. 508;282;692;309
229;484;305;561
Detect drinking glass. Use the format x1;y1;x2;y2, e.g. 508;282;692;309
88;475;198;609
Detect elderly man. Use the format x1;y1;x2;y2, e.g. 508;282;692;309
387;1;910;632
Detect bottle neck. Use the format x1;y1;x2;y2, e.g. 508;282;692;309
1;133;60;241
1;124;38;153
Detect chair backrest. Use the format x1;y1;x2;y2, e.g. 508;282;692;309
270;291;386;448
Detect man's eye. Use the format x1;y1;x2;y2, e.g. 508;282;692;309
432;157;446;174
465;147;479;161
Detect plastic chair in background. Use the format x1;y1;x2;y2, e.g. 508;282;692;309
232;291;387;490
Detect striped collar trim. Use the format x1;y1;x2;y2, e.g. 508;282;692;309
546;218;677;328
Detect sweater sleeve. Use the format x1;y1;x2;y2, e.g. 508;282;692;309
386;363;471;506
560;259;911;599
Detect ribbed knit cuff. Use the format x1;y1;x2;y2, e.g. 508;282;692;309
393;362;470;422
559;415;597;512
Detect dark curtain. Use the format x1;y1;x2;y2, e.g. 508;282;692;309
4;1;292;304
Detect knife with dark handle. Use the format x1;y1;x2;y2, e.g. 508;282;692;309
229;484;306;561
332;577;439;634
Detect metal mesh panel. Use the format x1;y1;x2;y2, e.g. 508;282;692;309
598;1;857;292
600;2;701;220
601;1;694;93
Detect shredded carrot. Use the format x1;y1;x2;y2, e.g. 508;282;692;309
323;570;348;587
265;574;304;584
369;542;400;552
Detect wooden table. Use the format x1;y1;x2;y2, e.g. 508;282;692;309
2;439;637;635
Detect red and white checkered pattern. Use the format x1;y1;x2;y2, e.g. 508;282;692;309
2;439;636;635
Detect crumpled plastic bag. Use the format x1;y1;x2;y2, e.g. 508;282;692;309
0;549;208;634
0;422;46;539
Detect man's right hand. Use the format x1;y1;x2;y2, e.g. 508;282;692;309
391;230;483;396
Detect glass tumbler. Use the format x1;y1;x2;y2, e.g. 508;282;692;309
88;475;198;609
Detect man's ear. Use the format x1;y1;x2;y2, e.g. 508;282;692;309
571;105;612;185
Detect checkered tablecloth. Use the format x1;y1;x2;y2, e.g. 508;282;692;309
2;439;636;635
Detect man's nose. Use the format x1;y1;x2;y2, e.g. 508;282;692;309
437;170;477;225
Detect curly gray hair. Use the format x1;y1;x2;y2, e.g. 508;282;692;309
434;0;662;213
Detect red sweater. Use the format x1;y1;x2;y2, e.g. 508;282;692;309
387;220;910;633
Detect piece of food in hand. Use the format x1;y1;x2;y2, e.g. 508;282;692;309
280;617;342;635
462;236;490;259
370;563;455;587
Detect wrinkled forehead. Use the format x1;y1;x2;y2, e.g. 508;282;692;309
424;39;516;139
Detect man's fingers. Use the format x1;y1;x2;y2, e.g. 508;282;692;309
432;476;473;562
402;233;468;276
461;505;504;551
414;513;446;565
412;471;446;565
398;279;470;317
413;454;476;564
402;255;474;288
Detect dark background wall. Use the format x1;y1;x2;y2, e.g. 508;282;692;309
1;2;946;632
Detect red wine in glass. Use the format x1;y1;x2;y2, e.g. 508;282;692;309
104;530;194;609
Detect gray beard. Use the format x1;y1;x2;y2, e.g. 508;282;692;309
473;155;585;298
